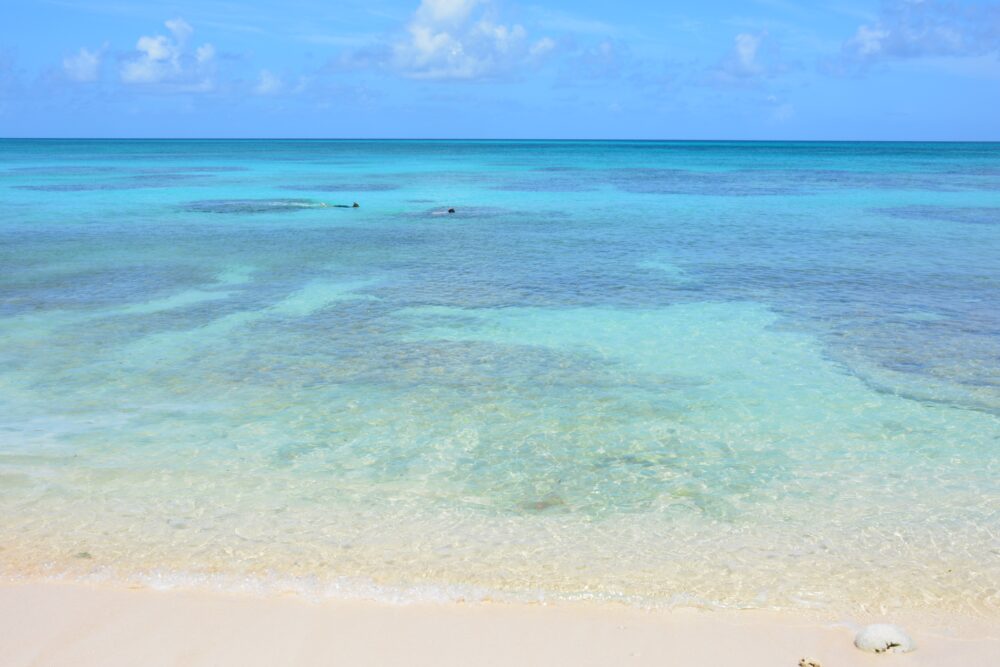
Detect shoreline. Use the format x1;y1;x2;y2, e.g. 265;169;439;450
2;581;997;666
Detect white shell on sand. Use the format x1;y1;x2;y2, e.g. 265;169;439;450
854;624;916;653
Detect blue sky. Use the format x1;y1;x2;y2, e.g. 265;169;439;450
1;0;999;139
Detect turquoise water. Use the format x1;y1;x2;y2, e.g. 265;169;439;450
0;140;998;615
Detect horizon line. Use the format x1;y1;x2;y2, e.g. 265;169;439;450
3;137;1000;143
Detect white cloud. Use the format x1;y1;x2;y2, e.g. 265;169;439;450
392;0;553;79
254;69;283;95
530;37;556;58
196;44;216;64
121;18;215;89
165;18;194;43
734;33;763;75
850;25;891;56
63;47;102;82
711;32;781;83
419;0;480;24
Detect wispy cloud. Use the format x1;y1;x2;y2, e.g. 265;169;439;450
765;93;795;123
842;0;1000;62
562;39;632;81
527;7;624;37
63;46;104;82
254;69;283;95
709;31;786;84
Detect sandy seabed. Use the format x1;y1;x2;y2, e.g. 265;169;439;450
1;581;997;666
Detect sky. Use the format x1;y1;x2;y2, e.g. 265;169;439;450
1;0;999;139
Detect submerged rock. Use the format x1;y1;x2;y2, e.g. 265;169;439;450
854;624;915;654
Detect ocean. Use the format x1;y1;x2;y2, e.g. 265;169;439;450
0;139;997;615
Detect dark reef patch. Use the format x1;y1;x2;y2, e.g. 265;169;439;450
281;182;401;192
875;206;1000;226
604;168;800;196
15;173;210;192
491;177;599;193
581;167;1000;197
8;166;120;176
10;167;244;192
182;199;332;214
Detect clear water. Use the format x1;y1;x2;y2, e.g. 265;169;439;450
0;140;998;615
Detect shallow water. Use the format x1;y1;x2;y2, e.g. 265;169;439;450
0;140;998;615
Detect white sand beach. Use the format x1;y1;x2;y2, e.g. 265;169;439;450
2;582;997;666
